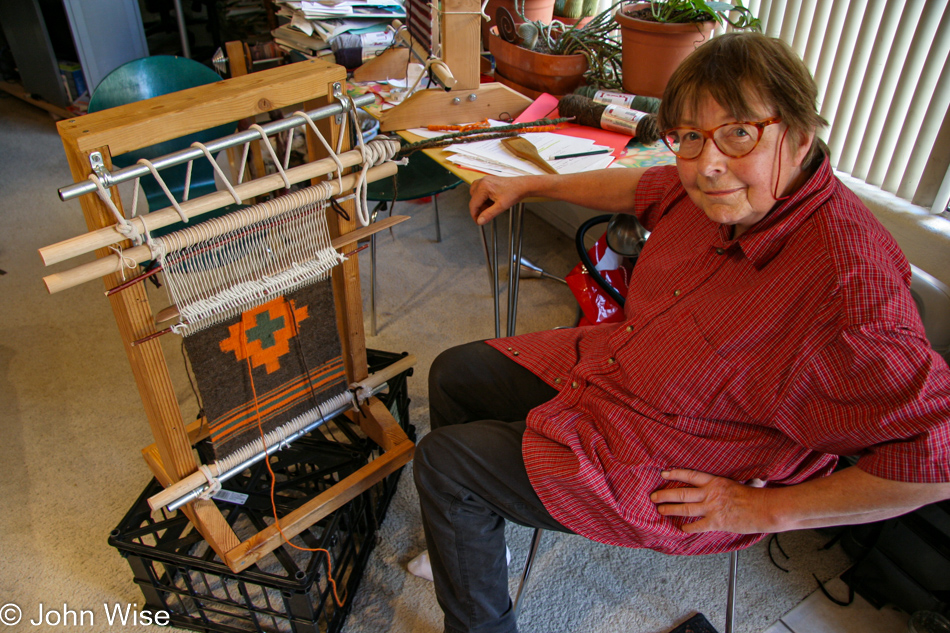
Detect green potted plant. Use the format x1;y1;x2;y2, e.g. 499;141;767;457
488;1;625;96
615;0;760;97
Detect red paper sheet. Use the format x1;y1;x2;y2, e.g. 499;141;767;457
514;92;633;157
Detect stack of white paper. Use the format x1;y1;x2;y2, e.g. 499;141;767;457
417;127;614;177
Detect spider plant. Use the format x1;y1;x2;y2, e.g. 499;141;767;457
640;0;761;30
511;0;625;89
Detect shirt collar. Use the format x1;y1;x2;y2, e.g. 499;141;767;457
719;156;836;268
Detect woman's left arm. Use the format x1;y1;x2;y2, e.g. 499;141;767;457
650;466;950;534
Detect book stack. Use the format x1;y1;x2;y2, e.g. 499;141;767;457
272;24;332;57
272;0;402;66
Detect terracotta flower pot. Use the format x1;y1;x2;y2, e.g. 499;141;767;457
487;28;589;97
482;0;556;47
615;2;715;98
553;14;594;28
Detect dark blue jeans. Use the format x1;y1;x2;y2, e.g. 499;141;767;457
414;342;573;633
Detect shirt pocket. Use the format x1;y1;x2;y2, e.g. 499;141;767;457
616;308;744;418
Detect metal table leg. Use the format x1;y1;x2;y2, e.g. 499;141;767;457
506;203;525;337
480;220;501;340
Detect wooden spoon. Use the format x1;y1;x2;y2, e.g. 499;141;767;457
501;136;559;174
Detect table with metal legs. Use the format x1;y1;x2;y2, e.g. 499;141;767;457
478;201;528;339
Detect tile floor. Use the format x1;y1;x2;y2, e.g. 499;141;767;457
764;578;909;633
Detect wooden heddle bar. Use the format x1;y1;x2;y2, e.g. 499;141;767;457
51;59;416;574
42;160;399;294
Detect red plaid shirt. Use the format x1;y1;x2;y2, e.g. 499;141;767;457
488;159;950;554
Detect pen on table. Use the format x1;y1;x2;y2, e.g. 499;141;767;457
552;149;612;160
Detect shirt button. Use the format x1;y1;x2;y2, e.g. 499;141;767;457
716;247;725;255
507;347;513;351
554;377;561;384
512;351;519;356
607;357;616;364
625;325;633;333
673;289;681;297
571;381;578;389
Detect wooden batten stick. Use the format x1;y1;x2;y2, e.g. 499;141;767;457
43;161;399;294
40;142;398;267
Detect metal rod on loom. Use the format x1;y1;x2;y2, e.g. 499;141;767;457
57;92;376;201
41;139;399;267
165;385;382;512
149;353;417;512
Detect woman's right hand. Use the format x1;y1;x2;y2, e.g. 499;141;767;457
468;175;534;226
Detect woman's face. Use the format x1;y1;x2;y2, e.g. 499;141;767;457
675;94;813;238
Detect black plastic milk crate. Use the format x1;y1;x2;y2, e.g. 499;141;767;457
108;350;415;633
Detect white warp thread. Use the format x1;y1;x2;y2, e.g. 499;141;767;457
159;188;344;335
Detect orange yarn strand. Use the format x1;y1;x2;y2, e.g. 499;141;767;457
427;119;490;132
240;313;347;608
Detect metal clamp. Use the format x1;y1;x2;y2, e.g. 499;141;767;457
89;152;112;187
333;82;349;124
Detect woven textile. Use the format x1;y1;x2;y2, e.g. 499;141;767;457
184;278;347;461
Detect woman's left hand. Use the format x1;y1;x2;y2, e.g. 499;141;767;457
650;468;772;534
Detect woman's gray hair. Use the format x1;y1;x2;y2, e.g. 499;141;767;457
658;32;828;165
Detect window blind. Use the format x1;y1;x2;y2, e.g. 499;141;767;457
741;0;950;213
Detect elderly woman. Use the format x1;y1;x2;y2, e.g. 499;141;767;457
413;32;950;633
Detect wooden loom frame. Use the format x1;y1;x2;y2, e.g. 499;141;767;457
366;0;534;131
55;59;414;573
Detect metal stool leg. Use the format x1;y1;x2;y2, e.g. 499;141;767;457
514;528;544;619
479;222;501;339
725;549;738;633
433;193;442;242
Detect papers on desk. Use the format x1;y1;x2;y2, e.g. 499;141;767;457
440;132;615;177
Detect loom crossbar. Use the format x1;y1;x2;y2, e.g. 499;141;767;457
149;353;417;512
57;93;375;201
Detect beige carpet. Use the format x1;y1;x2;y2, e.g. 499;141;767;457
0;92;851;633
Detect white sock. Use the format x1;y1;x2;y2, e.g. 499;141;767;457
407;550;433;581
407;547;512;582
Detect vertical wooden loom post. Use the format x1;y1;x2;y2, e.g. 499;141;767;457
306;82;369;383
441;0;481;90
56;131;241;558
